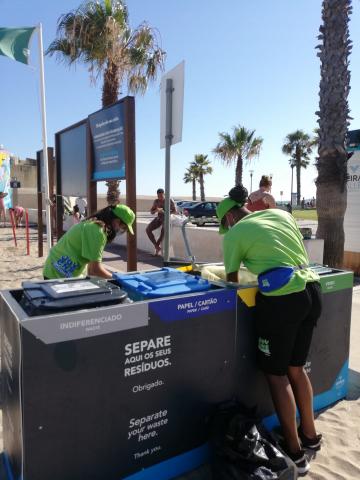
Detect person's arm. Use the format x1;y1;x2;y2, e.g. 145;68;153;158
150;200;158;215
223;230;244;283
265;193;276;208
87;261;113;279
226;271;239;283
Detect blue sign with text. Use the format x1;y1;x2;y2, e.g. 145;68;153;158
89;102;126;181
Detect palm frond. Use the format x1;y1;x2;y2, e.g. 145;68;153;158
46;0;165;98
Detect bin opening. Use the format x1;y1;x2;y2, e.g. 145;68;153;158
15;278;128;316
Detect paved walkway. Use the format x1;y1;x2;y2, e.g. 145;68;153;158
103;243;164;272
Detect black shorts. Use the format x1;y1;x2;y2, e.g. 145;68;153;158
254;282;322;376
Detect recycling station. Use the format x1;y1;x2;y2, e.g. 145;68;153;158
0;265;353;480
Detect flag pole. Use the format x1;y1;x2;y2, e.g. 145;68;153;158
37;22;52;251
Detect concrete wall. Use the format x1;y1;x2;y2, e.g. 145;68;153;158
13;191;221;213
113;219;325;265
10;160;37;189
26;211;324;265
12;188;38;209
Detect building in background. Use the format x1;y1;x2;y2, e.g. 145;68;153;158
344;129;360;274
0;145;12;208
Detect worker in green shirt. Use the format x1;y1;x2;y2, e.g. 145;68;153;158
43;204;135;280
216;185;322;475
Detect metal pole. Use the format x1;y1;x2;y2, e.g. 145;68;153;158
249;170;254;193
164;78;173;263
291;165;294;206
37;23;52;250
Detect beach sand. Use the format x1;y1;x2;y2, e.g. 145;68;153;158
0;227;48;290
0;226;359;479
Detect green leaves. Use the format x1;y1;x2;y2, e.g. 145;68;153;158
213;125;263;185
46;0;165;102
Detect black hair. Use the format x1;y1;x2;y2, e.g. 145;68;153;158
220;185;249;230
228;184;248;206
157;188;164;194
73;205;80;213
86;206;119;243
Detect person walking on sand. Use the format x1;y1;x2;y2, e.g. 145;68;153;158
246;175;276;212
146;188;177;256
216;184;322;475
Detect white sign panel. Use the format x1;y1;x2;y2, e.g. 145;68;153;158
344;150;360;252
160;61;185;149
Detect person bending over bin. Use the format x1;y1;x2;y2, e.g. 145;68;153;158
43;204;135;280
9;205;24;227
216;184;322;475
146;188;177;256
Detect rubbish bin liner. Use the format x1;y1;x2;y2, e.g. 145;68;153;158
211;403;297;480
200;265;258;286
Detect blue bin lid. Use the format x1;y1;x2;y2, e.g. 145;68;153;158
112;267;211;298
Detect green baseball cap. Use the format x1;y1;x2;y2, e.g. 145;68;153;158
216;197;240;235
113;204;135;235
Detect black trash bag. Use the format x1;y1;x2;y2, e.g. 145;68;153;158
210;402;297;480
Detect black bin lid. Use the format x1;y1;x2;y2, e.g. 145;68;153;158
21;278;128;314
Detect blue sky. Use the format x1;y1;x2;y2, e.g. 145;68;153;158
1;0;360;201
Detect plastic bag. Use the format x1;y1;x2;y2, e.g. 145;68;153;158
170;213;188;227
211;403;296;480
200;265;258;286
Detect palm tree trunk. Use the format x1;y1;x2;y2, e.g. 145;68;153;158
316;0;351;267
290;165;294;204
192;179;196;201
296;163;301;206
200;173;205;201
316;180;347;267
102;61;121;205
235;155;243;185
102;61;120;107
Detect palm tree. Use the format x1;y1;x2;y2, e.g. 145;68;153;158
47;0;165;204
183;163;199;201
315;0;352;267
193;154;213;201
213;126;263;185
282;130;314;206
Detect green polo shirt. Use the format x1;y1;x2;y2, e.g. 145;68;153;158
43;221;107;279
223;209;319;296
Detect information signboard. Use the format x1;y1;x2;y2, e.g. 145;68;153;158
89;102;126;181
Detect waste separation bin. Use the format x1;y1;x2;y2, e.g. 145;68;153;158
0;270;237;480
199;263;353;430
